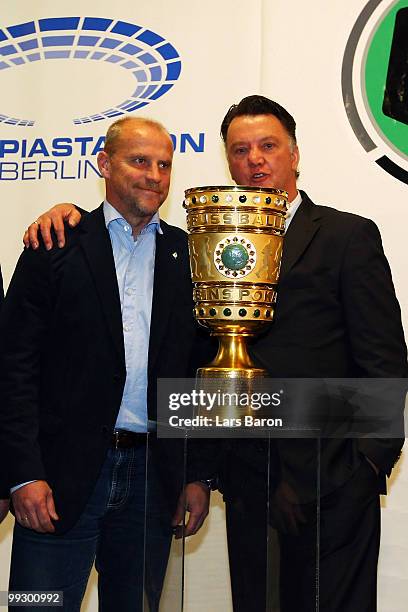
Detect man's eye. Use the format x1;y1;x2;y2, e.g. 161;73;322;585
263;143;274;150
133;157;146;165
159;161;171;169
235;147;247;155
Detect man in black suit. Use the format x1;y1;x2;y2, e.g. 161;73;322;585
24;96;407;611
0;117;214;611
218;96;407;611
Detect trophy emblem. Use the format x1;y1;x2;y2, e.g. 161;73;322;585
184;186;287;379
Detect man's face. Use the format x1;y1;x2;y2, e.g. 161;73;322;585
225;114;299;201
98;121;173;221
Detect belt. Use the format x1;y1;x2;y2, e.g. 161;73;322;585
111;430;147;449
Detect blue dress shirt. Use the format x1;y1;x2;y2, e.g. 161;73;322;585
104;200;162;433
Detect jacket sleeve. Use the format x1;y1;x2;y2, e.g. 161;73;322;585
0;247;53;488
340;217;408;473
0;264;7;497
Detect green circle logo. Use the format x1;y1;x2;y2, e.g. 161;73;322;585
213;235;257;278
221;244;249;270
342;0;408;184
365;1;408;156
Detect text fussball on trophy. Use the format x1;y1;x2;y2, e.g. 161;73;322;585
184;186;287;381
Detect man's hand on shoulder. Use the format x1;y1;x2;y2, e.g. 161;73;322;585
172;481;210;539
23;204;81;251
11;480;59;533
0;498;10;524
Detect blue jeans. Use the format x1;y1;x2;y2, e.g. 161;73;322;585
9;445;174;611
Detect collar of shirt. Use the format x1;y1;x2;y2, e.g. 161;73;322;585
285;191;302;229
103;199;163;248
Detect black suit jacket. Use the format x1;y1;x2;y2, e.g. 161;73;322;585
0;205;212;533
223;192;407;502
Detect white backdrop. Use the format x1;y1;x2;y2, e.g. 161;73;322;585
1;1;407;610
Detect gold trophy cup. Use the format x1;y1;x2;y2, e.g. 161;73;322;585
184;186;287;380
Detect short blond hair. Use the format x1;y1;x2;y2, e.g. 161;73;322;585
104;116;172;156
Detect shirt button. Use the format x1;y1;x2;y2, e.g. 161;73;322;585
123;324;132;332
125;288;134;296
124;225;130;232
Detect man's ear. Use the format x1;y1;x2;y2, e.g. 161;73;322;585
97;151;111;178
291;145;300;173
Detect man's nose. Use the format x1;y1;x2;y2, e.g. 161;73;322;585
146;163;161;183
248;147;264;166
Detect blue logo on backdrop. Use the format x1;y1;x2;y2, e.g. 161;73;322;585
0;16;182;126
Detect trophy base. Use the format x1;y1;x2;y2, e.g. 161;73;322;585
196;366;266;379
197;333;267;379
195;334;268;419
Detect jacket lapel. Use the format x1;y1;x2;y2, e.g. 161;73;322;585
279;192;322;280
148;222;181;375
79;205;125;365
